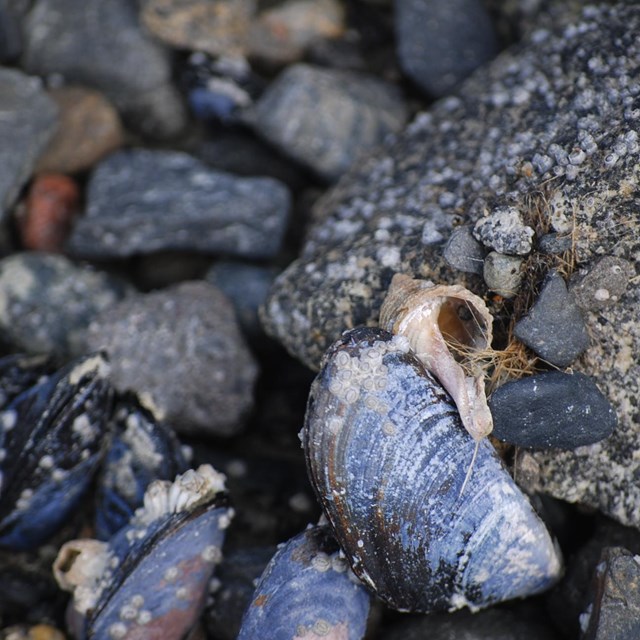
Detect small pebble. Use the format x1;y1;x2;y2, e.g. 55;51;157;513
569;256;635;311
514;270;589;367
581;547;640;640
85;281;258;438
538;232;573;255
395;0;499;98
0;1;22;62
489;371;617;450
67;149;291;260
482;251;523;298
473;206;535;255
248;63;407;182
443;226;485;274
18;174;79;252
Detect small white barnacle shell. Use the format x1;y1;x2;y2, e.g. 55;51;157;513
379;273;494;442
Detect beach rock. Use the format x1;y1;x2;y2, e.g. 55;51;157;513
490;371;617;450
0;252;128;357
443;225;485;274
395;0;499;97
0;68;58;223
569;256;635;311
483;251;523;298
514;270;590;366
67;149;290;260
248;63;407;181
538;232;573;255
35;87;124;175
0;0;21;61
140;0;255;58
85;281;258;437
21;0;186;138
473;205;535;255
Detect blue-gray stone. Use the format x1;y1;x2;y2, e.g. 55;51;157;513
443;225;485;274
490;371;617;450
514;270;589;367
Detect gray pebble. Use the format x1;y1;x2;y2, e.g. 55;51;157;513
538;232;573;255
67;149;291;260
570;256;635;311
483;251;523;298
248;63;407;182
490;371;617;450
85;281;258;437
21;0;186;138
0;68;57;222
395;0;499;98
473;206;535;255
0;252;128;358
514;270;589;367
443;225;485;274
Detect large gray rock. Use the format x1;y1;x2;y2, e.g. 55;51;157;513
0;68;57;222
21;0;186;138
262;5;640;527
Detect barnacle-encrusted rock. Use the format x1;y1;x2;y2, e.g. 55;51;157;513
262;4;640;528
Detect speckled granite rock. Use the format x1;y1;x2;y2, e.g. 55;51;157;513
262;5;640;527
0;68;57;222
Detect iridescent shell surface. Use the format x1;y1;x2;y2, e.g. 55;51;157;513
303;327;562;613
238;525;370;640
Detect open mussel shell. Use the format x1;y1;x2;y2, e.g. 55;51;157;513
238;525;370;640
55;464;233;640
95;392;189;539
0;353;111;550
303;327;562;613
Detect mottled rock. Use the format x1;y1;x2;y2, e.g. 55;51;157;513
483;251;523;298
473;206;535;255
35;87;125;175
443;225;485;274
0;252;128;357
85;281;258;437
248;63;407;181
490;371;617;450
21;0;186;138
581;547;640;640
140;0;255;58
395;0;499;98
514;270;589;367
248;0;345;66
67;149;290;260
0;68;58;222
570;256;635;311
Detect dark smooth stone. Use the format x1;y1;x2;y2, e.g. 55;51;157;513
0;0;22;61
395;0;499;98
67;149;291;260
443;225;485;274
490;371;617;450
514;270;590;367
538;232;573;255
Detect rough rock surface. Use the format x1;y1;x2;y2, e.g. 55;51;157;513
67;149;291;260
85;281;258;437
21;0;186;138
0;67;57;222
262;5;640;527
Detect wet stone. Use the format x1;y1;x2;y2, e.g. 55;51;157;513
85;281;258;438
489;371;617;450
247;63;407;182
0;252;128;358
569;256;635;311
483;251;522;298
514;270;589;367
67;149;291;260
395;0;499;98
473;206;535;255
443;225;485;274
21;0;187;139
581;547;640;640
0;68;58;223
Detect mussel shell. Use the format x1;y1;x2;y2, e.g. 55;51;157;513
303;327;562;613
0;353;111;550
95;392;189;539
238;525;370;640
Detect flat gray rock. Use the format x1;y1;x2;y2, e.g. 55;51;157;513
85;281;258;437
21;0;186;138
0;68;57;222
262;5;640;528
67;149;291;260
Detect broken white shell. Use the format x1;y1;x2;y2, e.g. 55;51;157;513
379;273;494;440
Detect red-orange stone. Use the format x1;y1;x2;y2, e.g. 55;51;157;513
20;174;79;252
